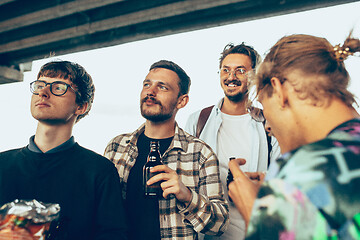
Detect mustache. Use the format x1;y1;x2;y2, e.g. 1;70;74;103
141;96;161;105
224;79;242;86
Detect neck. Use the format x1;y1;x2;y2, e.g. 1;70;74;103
221;97;247;115
144;118;176;139
34;122;74;152
294;98;358;145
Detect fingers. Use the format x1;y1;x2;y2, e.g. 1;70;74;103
229;158;248;182
146;165;192;203
146;171;172;185
244;172;266;183
161;180;181;199
245;172;261;181
150;164;171;173
232;158;246;166
146;165;174;185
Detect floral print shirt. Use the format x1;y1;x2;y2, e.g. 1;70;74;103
246;118;360;240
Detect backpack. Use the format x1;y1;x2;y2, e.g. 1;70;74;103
196;105;272;167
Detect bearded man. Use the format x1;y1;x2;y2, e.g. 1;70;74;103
104;60;229;240
185;43;280;240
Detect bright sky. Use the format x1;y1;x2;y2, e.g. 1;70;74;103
1;2;360;154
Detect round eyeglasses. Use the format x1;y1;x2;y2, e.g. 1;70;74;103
30;80;76;96
219;68;247;79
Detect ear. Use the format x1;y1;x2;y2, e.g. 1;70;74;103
177;94;189;110
270;77;288;108
75;102;88;115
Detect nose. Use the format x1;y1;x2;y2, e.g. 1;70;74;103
37;85;51;98
227;71;236;80
146;84;157;96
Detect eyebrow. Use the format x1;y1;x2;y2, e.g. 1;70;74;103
143;79;170;87
222;65;247;69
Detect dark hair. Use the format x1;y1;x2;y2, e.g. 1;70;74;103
37;60;95;122
149;60;191;96
255;33;360;107
219;43;262;69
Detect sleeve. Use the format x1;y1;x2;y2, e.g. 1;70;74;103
184;110;201;136
245;179;327;240
177;146;229;236
94;164;128;240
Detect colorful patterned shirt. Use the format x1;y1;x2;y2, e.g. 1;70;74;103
246;118;360;239
104;123;229;240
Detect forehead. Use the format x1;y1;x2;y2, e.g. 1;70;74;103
38;76;71;84
145;68;180;85
222;53;252;69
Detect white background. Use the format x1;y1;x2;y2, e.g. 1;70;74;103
1;2;360;154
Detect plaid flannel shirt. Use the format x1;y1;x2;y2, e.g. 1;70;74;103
104;123;229;240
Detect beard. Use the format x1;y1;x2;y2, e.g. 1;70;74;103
223;78;249;103
225;90;248;103
140;96;176;122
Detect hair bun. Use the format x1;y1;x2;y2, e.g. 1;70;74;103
333;44;354;61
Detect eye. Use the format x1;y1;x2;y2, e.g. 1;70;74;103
56;86;64;91
34;82;44;90
35;85;44;90
159;85;168;90
53;83;67;91
236;68;246;74
143;82;150;88
221;68;230;73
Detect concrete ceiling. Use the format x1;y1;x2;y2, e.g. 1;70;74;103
0;0;358;84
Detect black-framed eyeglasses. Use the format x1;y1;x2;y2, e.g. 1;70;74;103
219;68;247;79
30;80;76;96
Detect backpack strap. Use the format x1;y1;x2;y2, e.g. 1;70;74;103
263;120;272;168
196;105;272;168
196;105;214;138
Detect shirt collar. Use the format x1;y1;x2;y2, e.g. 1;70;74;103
131;122;188;153
28;135;76;153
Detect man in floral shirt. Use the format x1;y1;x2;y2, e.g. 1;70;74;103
228;33;360;239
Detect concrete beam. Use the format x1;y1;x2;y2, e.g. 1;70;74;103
0;0;358;66
0;63;32;85
0;0;244;54
0;0;126;32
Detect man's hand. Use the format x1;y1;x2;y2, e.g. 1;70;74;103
147;165;192;205
228;158;265;227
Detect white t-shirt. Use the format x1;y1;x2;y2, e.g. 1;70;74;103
210;112;254;240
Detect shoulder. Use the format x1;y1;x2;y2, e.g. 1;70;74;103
274;134;360;186
0;147;27;160
185;109;202;124
187;104;218;121
177;127;217;158
105;133;133;151
185;105;218;133
73;144;118;171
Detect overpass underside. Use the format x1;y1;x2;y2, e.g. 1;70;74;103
0;0;357;84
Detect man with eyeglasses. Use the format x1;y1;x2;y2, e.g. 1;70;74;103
0;60;127;239
185;43;281;240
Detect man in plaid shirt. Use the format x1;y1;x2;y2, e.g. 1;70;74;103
104;60;229;240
